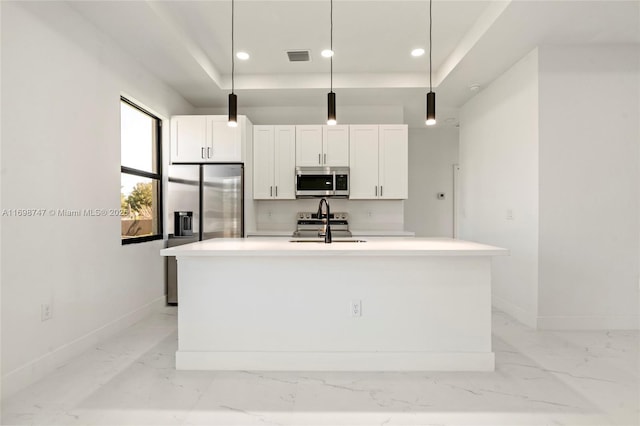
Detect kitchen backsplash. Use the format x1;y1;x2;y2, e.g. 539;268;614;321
254;199;405;233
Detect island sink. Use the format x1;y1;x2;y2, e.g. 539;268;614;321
289;239;367;243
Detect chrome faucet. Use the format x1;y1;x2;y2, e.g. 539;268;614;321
316;198;332;243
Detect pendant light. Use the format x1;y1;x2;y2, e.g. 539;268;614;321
327;0;336;126
228;0;238;127
425;0;436;126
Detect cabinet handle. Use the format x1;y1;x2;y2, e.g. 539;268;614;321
207;147;211;158
375;186;378;196
324;153;326;164
318;153;321;165
270;186;273;197
275;186;278;197
381;186;383;197
201;147;205;159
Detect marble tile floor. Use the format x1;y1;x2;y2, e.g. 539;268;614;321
2;307;638;426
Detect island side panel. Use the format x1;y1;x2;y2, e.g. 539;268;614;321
175;255;493;371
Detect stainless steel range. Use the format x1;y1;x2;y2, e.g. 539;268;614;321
292;211;352;238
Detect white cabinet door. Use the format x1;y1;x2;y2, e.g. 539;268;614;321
171;115;242;163
349;125;379;199
273;126;296;199
253;126;275;199
323;125;349;166
296;125;323;166
209;117;242;162
379;125;408;199
171;116;208;163
253;125;296;199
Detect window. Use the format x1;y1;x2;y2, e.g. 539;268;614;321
120;97;162;244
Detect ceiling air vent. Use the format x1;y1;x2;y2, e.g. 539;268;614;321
287;50;311;62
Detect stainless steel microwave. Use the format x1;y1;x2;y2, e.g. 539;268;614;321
295;166;349;198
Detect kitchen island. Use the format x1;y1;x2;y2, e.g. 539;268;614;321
161;237;508;371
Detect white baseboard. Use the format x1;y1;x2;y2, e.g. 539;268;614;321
492;295;537;328
176;351;495;372
1;296;166;399
536;315;640;330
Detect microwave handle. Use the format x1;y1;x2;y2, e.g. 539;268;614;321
333;172;337;196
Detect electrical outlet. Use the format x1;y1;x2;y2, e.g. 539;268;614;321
41;303;52;321
350;300;362;317
506;209;514;220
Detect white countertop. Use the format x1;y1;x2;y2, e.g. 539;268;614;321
161;237;508;257
351;230;416;237
246;230;416;237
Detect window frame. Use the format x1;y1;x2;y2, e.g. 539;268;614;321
120;96;163;245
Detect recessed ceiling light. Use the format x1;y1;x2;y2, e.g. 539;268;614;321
411;48;425;57
321;49;334;58
236;51;250;60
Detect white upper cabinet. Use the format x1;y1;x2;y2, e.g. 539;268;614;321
273;126;296;199
295;125;323;166
349;124;408;200
323;125;349;166
349;125;380;199
170;115;243;163
378;125;408;199
253;125;296;200
296;125;349;167
253;126;275;199
171;115;207;163
208;117;242;162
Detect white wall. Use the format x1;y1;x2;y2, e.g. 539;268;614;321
459;49;540;328
1;1;193;397
460;45;640;330
405;127;459;237
537;45;639;329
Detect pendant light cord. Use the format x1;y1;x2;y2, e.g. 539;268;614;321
231;0;235;94
429;0;432;92
330;0;333;92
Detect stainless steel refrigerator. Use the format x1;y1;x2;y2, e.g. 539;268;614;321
165;164;244;304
